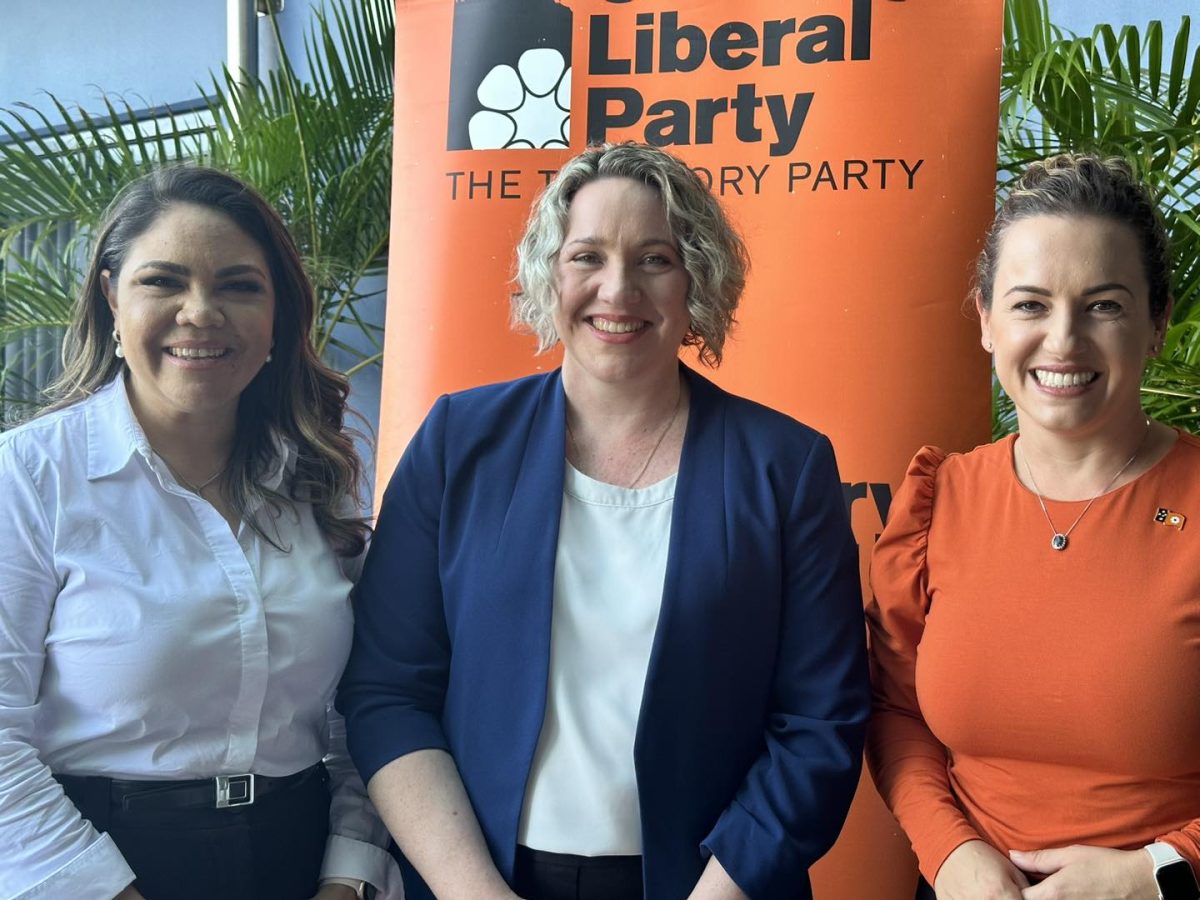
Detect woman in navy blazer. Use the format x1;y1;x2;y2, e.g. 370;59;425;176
338;144;868;900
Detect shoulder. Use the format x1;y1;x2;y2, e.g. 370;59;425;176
876;437;1009;551
1168;429;1200;464
394;371;560;484
432;371;557;433
1149;429;1200;499
688;368;825;456
913;436;1011;495
0;395;94;479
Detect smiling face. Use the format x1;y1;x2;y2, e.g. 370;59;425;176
102;202;276;434
980;214;1168;442
553;177;691;391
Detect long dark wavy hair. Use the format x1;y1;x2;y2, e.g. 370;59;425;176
43;165;369;557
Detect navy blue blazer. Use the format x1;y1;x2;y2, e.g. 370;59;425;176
339;366;868;900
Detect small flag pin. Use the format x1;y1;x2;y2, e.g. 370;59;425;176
1154;508;1186;530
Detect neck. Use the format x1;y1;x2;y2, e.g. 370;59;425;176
1015;408;1151;500
127;397;236;486
561;358;683;431
560;358;688;488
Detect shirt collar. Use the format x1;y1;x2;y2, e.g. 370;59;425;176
85;376;298;490
85;377;150;481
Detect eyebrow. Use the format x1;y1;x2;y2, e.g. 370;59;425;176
132;261;267;279
1003;282;1134;298
215;264;268;279
133;260;189;276
563;237;677;249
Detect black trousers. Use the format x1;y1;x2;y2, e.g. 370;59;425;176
58;767;330;900
915;876;937;899
513;845;644;900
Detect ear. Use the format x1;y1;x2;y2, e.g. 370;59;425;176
101;270;118;318
974;288;993;352
1151;294;1175;356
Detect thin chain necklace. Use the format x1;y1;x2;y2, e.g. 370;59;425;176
160;456;227;494
566;384;685;489
1017;418;1150;551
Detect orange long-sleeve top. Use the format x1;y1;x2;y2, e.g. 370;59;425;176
866;432;1200;885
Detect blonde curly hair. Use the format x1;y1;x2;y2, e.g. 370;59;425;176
512;143;749;367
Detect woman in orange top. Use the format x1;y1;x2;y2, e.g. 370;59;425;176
867;155;1200;900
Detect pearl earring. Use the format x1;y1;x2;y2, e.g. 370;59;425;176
113;329;125;359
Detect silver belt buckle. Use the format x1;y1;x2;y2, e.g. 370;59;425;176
215;773;255;808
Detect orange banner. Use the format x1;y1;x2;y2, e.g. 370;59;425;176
383;1;1003;895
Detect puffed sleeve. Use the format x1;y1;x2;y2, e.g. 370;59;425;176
337;395;452;783
0;445;135;898
702;434;871;897
865;446;981;884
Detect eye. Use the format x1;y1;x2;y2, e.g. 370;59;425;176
1010;299;1045;313
1088;298;1123;314
223;280;264;293
569;251;601;266
641;253;673;267
137;275;180;290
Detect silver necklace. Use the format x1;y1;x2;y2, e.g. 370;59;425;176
566;385;684;489
161;457;226;494
1017;418;1150;551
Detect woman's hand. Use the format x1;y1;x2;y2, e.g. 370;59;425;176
1010;846;1157;900
114;887;145;900
934;840;1030;899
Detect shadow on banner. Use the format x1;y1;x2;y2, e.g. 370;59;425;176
382;1;1004;896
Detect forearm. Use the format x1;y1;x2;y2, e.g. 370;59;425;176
866;711;981;881
366;748;517;900
688;855;749;900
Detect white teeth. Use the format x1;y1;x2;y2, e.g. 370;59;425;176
1034;370;1097;388
168;347;227;359
590;318;644;334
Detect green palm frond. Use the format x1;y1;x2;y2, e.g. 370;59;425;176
996;0;1200;437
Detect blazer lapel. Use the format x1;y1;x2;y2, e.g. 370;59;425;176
636;367;730;745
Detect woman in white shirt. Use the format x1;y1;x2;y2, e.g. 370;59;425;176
0;167;390;900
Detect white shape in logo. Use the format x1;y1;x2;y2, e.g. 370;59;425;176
468;48;570;150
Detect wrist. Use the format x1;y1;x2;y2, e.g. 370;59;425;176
320;880;366;899
1144;843;1200;900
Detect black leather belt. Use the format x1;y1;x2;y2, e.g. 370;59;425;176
56;762;324;812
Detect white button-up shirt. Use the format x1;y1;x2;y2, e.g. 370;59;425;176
0;377;391;898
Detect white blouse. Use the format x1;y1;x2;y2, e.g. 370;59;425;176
0;378;391;898
518;462;676;856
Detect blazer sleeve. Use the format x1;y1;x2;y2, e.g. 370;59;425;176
337;395;453;784
702;434;871;898
0;445;136;899
865;446;981;884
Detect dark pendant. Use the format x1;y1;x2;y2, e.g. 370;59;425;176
1051;533;1068;551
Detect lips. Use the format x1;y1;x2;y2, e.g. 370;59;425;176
165;346;230;359
587;316;647;334
1032;369;1099;388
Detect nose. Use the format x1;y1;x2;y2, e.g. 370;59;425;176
597;260;639;305
1043;306;1083;355
176;287;225;329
